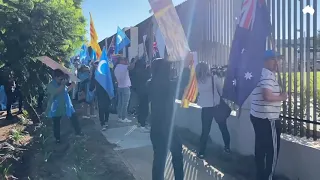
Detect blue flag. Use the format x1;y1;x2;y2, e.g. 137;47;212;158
115;27;130;54
91;49;97;61
223;0;271;106
95;48;114;98
80;45;91;65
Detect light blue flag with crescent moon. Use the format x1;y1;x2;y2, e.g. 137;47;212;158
115;27;130;54
80;44;91;65
91;49;97;61
95;48;114;98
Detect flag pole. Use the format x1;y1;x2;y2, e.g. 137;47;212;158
269;34;285;93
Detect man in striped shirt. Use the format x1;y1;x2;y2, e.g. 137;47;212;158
250;50;287;180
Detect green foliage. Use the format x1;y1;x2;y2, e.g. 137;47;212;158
0;0;86;118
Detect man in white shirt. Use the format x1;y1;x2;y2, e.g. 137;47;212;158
250;50;287;180
114;57;137;123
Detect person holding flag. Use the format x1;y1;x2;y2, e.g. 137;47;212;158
221;0;284;179
250;50;286;180
45;69;82;143
93;48;115;130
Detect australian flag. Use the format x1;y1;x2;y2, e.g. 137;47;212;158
223;0;271;106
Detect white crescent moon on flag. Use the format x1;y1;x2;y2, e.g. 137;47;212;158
97;60;107;75
117;35;122;44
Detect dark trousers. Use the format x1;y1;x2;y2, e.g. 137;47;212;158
137;92;149;127
150;129;184;180
199;106;230;154
250;115;281;180
52;114;81;140
97;95;111;126
6;89;23;115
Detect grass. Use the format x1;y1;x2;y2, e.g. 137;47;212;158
1;164;12;179
282;71;320;94
11;128;24;143
280;71;320;118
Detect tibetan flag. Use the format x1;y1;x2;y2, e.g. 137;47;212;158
90;13;102;59
115;27;130;54
181;52;198;108
222;0;271;106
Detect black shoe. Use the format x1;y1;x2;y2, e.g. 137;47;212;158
6;114;13;120
224;147;231;154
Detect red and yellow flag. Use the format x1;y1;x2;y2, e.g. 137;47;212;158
181;53;198;108
89;13;102;59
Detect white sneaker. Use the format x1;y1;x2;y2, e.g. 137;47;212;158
82;115;90;119
119;118;132;123
101;124;108;131
140;126;150;133
90;115;97;118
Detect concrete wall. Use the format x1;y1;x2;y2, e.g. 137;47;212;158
174;99;320;180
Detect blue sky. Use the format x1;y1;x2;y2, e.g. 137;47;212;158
82;0;186;41
82;0;319;42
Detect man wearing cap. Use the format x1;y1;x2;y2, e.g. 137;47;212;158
250;50;287;180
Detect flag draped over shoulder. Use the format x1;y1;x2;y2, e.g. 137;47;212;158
181;52;198;108
115;27;130;54
222;0;271;106
90;13;102;59
95;48;114;98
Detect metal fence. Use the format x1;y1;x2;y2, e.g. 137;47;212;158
197;0;319;140
270;0;319;140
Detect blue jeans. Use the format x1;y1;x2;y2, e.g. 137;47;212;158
117;87;131;120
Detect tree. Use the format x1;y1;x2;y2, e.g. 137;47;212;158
0;0;86;122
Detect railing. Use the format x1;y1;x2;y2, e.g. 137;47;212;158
196;0;319;140
269;0;319;140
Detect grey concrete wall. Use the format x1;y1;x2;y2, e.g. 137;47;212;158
174;99;320;180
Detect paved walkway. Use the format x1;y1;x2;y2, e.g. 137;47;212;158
91;113;235;180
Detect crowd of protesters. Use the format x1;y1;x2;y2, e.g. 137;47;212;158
0;49;285;180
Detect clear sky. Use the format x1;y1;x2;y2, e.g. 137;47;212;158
82;0;186;41
82;0;319;42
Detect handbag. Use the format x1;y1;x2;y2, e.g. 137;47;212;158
211;76;231;123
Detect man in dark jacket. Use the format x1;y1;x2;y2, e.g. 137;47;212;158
90;61;111;131
5;71;23;119
133;56;151;132
149;58;184;180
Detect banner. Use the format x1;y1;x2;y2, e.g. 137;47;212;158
148;0;190;61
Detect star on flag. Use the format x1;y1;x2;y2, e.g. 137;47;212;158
244;72;253;80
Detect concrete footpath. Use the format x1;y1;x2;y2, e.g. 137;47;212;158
90;113;236;180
